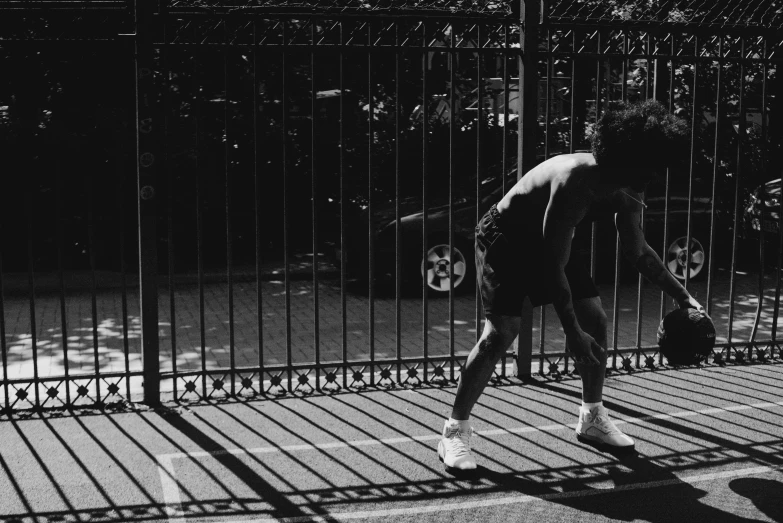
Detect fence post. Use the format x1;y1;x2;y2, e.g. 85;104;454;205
513;0;541;379
133;0;161;406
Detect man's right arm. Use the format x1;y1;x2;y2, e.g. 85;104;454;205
543;221;581;336
542;181;602;365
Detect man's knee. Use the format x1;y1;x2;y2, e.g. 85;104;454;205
479;317;519;356
592;308;608;338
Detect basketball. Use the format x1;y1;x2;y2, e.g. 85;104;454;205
657;308;716;365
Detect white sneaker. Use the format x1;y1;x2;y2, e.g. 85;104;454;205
438;420;477;471
576;405;635;449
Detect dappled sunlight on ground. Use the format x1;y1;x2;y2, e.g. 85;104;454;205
1;272;780;385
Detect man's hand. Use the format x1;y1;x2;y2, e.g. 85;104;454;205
676;295;709;317
566;330;604;366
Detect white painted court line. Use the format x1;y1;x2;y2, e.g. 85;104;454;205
157;454;185;522
158;399;783;461
156;399;783;523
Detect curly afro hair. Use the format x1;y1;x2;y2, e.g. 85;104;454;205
590;100;690;171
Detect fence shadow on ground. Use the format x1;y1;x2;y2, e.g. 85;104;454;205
1;366;782;522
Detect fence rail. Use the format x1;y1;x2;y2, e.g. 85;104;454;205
0;0;781;413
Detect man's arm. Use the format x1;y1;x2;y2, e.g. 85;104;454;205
615;201;703;311
543;180;603;364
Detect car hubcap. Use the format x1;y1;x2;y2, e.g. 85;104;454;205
421;244;467;292
667;236;705;280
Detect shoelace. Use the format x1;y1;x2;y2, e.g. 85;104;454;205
445;428;472;457
592;413;622;434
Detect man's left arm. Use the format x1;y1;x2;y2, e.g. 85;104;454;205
615;204;705;312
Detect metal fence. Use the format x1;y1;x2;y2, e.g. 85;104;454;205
0;0;781;412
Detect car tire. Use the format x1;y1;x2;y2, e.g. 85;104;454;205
666;236;707;281
417;237;475;296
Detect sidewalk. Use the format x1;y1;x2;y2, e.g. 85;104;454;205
2;260;780;385
1;363;782;523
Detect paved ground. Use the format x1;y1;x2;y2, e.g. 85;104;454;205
1;264;780;383
1;363;782;523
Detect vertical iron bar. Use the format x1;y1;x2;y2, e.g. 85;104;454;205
135;0;161;405
684;37;698;290
755;44;769;358
119;152;130;401
767;41;782;347
645;33;652;100
660;35;675;364
569;31;576;155
422;22;430;382
706;37;722;315
516;0;538;378
538;307;546;375
340;22;348;389
283;22;293;393
502;24;510;194
368;23;376;386
565;28;577;376
26;151;40;408
611;31;628;370
309;21;319;390
475;26;483;344
500;25;509;378
544;30;551;160
195;59;207;399
621;32;628;101
542;30;553;376
56;145;70;405
727;38;746;356
225;24;236;396
636;36;647;369
449;23;456;381
636;206;646;369
611;233;621;370
591;31;601;282
254;21;266;387
395;24;402;385
165;22;177;400
88;135;101;403
636;34;653;367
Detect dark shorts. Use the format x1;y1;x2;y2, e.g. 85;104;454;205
475;204;599;316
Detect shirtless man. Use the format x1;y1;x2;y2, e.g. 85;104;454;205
438;100;707;471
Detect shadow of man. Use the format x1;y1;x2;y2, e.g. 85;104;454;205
554;446;760;522
730;478;783;522
465;444;761;522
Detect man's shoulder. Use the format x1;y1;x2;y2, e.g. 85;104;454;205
549;152;597;169
545;153;598;184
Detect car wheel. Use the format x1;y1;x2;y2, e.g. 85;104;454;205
666;236;706;281
420;242;472;295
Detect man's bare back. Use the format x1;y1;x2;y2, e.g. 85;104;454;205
494;152;647;238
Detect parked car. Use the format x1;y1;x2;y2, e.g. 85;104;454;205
324;165;517;296
325;163;721;296
586;188;716;284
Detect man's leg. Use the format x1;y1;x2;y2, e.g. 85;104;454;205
439;314;520;470
572;296;634;449
573;297;608;402
451;314;521;420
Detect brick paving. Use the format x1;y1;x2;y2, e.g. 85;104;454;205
2;265;781;384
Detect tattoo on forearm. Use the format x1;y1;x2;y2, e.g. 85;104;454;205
635;251;685;301
635;253;664;281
